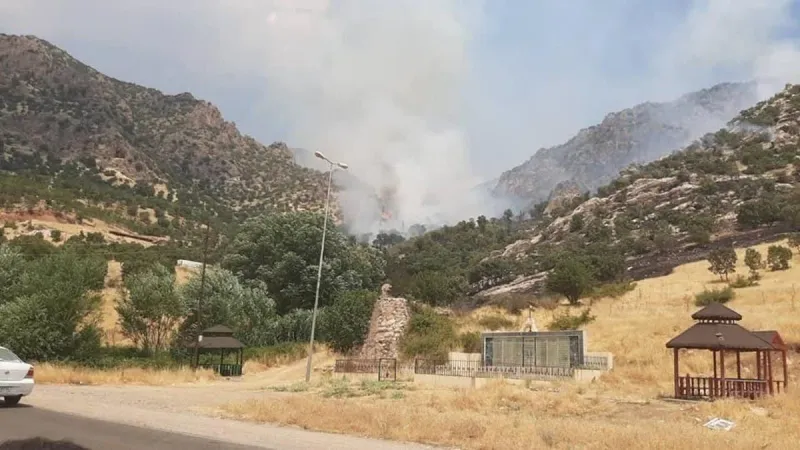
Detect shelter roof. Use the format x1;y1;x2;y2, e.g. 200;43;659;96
690;303;742;322
203;325;234;335
752;330;787;350
666;322;774;351
196;335;244;349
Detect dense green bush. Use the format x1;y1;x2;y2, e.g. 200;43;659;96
694;286;735;306
767;245;793;271
459;331;482;353
547;308;596;331
320;289;377;354
399;305;457;360
0;245;107;361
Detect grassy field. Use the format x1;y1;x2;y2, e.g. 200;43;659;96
218;239;800;450
35;363;218;386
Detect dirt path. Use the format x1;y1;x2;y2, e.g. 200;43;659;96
27;357;443;449
26;384;440;450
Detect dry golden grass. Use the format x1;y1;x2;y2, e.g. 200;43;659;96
220;240;800;449
36;363;218;386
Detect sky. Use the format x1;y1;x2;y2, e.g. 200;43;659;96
2;0;800;232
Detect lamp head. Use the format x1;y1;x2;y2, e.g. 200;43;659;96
337;162;349;170
314;151;325;160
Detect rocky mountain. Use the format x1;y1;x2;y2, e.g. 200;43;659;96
0;34;332;217
486;83;800;296
492;82;760;208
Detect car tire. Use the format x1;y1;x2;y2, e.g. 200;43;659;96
3;395;22;406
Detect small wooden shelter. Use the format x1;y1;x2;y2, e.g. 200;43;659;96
192;325;245;377
666;303;788;399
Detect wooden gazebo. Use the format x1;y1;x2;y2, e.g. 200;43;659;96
666;303;788;399
192;325;245;377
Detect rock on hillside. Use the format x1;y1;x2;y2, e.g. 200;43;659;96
484;83;800;295
0;34;334;215
492;82;759;207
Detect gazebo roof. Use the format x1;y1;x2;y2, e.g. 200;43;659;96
196;335;244;349
691;303;742;321
192;324;244;349
752;330;788;350
666;322;774;351
203;324;234;335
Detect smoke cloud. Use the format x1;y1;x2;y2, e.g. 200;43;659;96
2;0;800;235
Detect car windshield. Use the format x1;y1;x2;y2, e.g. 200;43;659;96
0;348;21;362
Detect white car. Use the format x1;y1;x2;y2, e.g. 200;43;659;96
0;346;34;407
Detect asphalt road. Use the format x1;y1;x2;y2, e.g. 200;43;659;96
0;406;272;450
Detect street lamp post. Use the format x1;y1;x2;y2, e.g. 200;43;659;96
305;150;348;383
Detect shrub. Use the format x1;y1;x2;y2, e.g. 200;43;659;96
320;289;377;354
477;314;514;331
495;294;530;315
729;275;757;289
767;245;792;271
569;213;584;232
49;229;62;242
459;331;482;353
694;286;735;306
588;281;637;300
547;308;596;331
399;306;457;360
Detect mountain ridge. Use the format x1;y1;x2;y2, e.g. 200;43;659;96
492;81;761;209
0;33;336;223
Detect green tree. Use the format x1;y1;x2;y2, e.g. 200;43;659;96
767;245;792;271
372;232;405;251
467;258;516;291
0;249;106;361
49;229;62;242
222;212;385;314
546;257;595;305
174;268;279;348
408;271;468;306
321;289;377;354
569;213;584;232
117;264;185;353
707;247;737;281
744;248;764;278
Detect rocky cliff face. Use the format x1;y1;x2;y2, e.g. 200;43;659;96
492;82;760;209
359;284;410;360
0;34;334;216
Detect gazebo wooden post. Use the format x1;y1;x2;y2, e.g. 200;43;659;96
673;348;680;398
713;350;717;378
756;350;762;380
719;350;726;398
782;350;788;392
736;351;741;379
768;351;774;395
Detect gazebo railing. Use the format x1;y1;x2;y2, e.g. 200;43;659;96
677;375;769;399
199;363;243;377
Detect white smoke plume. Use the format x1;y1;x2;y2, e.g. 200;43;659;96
219;0;491;234
3;0;800;236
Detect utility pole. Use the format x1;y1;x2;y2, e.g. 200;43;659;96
305;151;348;383
193;213;211;369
